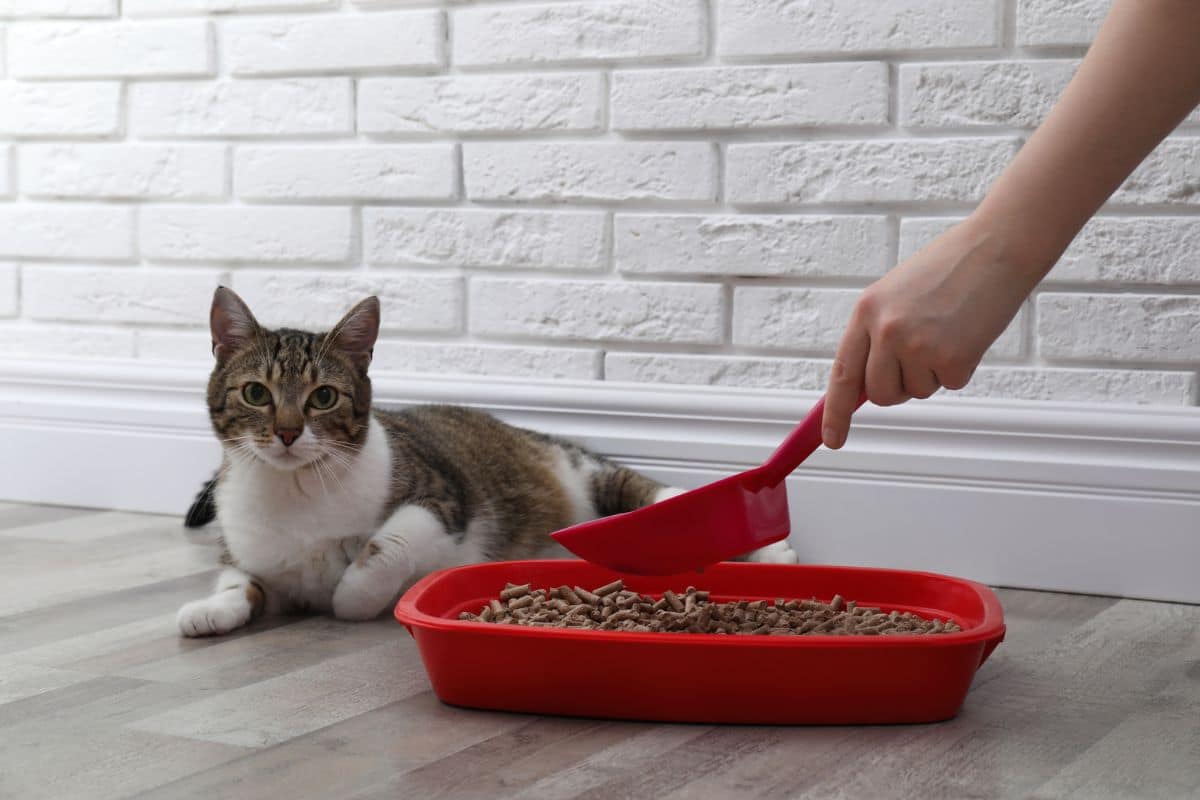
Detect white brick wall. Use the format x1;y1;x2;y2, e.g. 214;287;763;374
719;0;1001;58
364;209;607;270
464;142;716;202
224;11;443;76
1016;0;1107;47
453;0;706;68
0;264;16;317
359;74;603;135
140;206;350;263
231;270;461;333
726;139;1019;205
234;145;457;201
0;82;121;136
9;20;212;78
1;0;1197;408
21;144;226;199
23;266;223;324
131;79;351;138
611;64;889;131
0;1;116;18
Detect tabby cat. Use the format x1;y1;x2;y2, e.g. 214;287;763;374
178;288;796;637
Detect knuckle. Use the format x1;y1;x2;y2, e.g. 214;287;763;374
829;358;858;386
866;383;908;407
939;362;974;390
854;290;879;318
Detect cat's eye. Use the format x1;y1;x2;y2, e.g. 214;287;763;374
308;386;338;410
242;382;272;406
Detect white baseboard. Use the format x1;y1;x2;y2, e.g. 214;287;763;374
2;358;1198;603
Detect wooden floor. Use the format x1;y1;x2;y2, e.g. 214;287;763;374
0;502;1197;800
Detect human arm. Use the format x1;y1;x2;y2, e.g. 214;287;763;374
821;0;1200;449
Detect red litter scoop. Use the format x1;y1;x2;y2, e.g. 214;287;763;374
552;394;865;575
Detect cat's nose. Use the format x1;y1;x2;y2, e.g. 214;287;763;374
276;427;301;447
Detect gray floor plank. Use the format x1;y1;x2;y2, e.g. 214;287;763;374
0;501;1196;800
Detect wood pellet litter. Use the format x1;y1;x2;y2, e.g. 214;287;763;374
458;581;962;636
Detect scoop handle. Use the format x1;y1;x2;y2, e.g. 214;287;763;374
758;393;867;486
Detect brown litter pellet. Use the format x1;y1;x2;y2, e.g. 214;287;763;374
464;581;963;637
500;583;531;601
594;579;624;597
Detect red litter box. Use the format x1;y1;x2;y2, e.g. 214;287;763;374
394;560;1005;725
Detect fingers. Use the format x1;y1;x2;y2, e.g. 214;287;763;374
865;339;908;407
901;364;941;399
935;362;975;391
823;324;869;450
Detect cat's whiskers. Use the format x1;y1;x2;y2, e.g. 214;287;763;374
307;452;331;496
312;448;352;496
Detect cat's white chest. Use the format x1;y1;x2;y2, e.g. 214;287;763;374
215;417;393;609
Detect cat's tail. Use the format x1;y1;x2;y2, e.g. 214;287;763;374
184;472;219;529
589;463;671;518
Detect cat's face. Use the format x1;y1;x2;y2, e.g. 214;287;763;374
205;288;380;472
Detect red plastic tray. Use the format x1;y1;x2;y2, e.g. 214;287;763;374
394;561;1005;725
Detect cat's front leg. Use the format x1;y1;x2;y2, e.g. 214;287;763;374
332;505;445;621
177;567;266;637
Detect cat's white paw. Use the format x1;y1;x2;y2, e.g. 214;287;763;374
745;540;800;565
177;595;251;637
654;486;687;503
332;565;397;621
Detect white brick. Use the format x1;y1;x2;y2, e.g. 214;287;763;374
720;0;1000;58
900;60;1075;129
21;145;225;199
373;342;598;380
141;206;350;263
359;73;603;135
615;214;889;277
0;206;132;259
0;323;134;360
901;217;1200;285
225;11;442;76
136;330;211;363
231;271;461;334
1052;218;1200;284
131;79;351;138
0;145;9;196
465;142;715;203
23;267;222;324
726;139;1017;205
124;0;332;15
10;21;211;79
454;0;705;68
0;264;16;317
365;209;607;271
0;0;115;18
957;367;1195;406
898;217;966;262
235;146;456;201
1111;139;1200;206
733;286;1024;357
470;279;723;344
612;64;889;131
0;82;120;136
606;353;829;390
732;287;858;351
1038;293;1200;363
1017;0;1106;46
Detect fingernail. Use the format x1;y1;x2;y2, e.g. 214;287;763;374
823;426;841;448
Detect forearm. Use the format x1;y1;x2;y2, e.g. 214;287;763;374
970;0;1200;288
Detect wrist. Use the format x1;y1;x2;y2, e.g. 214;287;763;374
959;205;1063;290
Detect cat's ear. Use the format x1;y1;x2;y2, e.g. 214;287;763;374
210;287;261;364
329;296;380;363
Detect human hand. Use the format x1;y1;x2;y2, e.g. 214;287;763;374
821;217;1034;449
